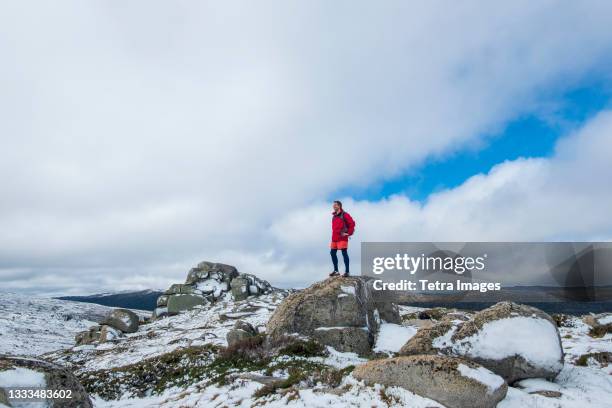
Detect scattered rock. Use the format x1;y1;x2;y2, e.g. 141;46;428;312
99;325;123;342
400;302;564;383
551;313;573;328
0;355;93;407
102;308;139;334
583;313;612;338
226;320;258;347
266;277;400;355
529;390;562;398
75;325;102;346
353;355;507;408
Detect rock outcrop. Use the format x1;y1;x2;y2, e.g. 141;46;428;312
266;276;400;355
0;356;93;407
153;261;274;319
400;302;564;383
353;355;507;408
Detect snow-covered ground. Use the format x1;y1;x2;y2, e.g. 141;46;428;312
0;292;150;357
3;293;612;407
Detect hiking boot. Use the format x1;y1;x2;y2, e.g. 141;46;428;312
342;271;349;277
329;271;340;277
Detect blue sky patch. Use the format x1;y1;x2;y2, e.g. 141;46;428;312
334;83;612;203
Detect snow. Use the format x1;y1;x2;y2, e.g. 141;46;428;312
596;315;612;325
373;323;417;353
446;317;563;371
91;375;444;408
0;292;120;356
119;314;132;326
196;279;227;293
340;285;355;296
0;367;46;387
457;363;504;394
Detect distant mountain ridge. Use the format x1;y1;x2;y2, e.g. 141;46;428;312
56;289;164;311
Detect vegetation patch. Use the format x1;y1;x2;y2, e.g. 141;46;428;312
79;344;219;400
77;334;346;401
278;339;327;358
575;351;612;367
253;360;354;398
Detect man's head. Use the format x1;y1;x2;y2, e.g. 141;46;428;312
333;200;342;213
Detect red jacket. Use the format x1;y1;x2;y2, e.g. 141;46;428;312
331;211;355;242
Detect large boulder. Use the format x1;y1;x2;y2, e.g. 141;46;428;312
0;356;93;407
400;302;564;383
166;294;207;315
266;276;400;355
353;355;507;408
102;308;139;333
226;320;258;347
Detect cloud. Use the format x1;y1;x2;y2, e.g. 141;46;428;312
1;2;612;294
271;111;612;286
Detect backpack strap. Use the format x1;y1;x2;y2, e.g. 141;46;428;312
340;212;348;233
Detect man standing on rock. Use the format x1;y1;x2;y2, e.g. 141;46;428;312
329;200;355;277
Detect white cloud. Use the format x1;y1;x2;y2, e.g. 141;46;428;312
1;2;612;293
270;111;612;286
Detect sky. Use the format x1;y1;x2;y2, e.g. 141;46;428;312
2;1;612;295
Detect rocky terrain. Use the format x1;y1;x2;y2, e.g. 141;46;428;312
1;261;611;407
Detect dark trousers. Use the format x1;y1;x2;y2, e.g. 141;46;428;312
330;248;349;273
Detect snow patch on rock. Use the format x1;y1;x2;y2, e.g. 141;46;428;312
374;323;418;353
0;367;46;387
457;363;505;394
453;317;563;371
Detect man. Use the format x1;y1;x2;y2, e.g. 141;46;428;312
329;200;355;277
